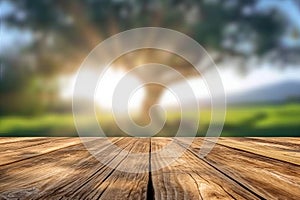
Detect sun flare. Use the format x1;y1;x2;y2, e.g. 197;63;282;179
60;67;146;112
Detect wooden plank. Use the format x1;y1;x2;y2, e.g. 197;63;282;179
248;137;300;145
36;137;149;199
0;137;71;153
0;137;82;166
98;138;150;200
0;137;47;144
186;138;300;199
0;138;124;199
212;137;300;165
151;138;259;200
0;138;150;199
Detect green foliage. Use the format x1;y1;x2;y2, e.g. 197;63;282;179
1;103;299;137
0;114;76;136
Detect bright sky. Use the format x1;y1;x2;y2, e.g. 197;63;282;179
60;66;300;110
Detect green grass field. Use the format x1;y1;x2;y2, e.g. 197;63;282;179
1;103;299;137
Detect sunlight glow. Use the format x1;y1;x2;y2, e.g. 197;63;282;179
60;68;145;111
60;66;300;110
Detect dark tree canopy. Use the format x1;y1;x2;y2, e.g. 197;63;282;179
3;0;299;78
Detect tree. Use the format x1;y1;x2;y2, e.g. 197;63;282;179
3;0;299;121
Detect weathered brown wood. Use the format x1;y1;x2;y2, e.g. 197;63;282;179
151;138;259;200
0;137;299;200
0;137;46;144
98;138;149;200
212;137;300;165
0;138;150;200
184;138;300;199
0;138;122;199
0;137;82;166
37;138;149;199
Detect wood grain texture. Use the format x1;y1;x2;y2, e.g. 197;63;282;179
151;138;259;200
0;137;299;200
183;138;300;199
213;137;300;165
0;137;82;166
0;137;47;144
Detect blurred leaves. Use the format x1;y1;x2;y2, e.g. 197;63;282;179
1;0;300;116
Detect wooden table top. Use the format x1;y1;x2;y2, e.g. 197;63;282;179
0;137;299;199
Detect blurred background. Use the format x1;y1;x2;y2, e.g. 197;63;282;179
0;0;299;137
